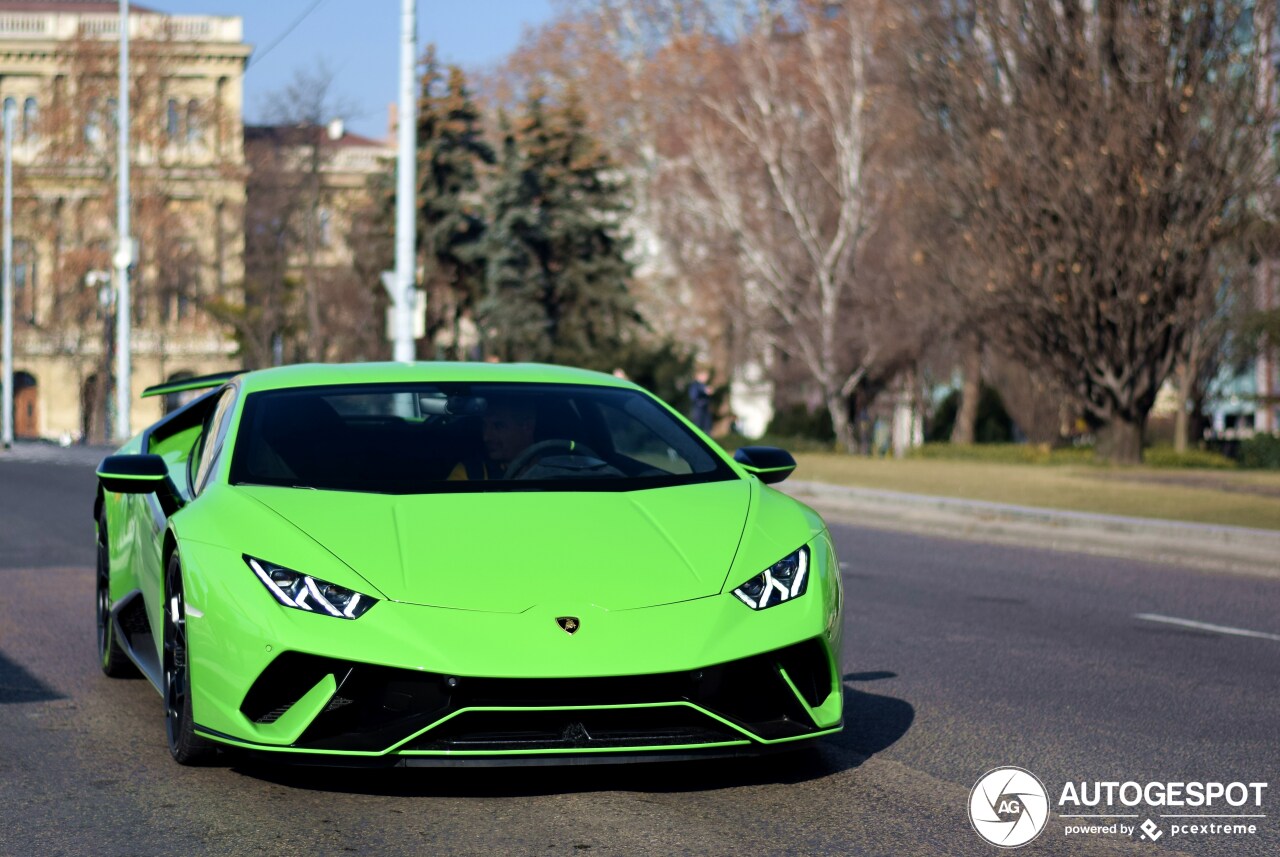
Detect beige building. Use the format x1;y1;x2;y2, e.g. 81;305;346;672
242;118;394;365
244;119;391;271
2;0;249;442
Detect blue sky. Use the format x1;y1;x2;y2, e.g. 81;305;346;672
155;1;556;138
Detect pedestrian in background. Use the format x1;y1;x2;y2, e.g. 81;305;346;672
688;369;715;434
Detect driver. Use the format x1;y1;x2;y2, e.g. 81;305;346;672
449;397;537;480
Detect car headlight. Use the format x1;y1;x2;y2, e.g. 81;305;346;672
732;546;809;610
245;556;376;619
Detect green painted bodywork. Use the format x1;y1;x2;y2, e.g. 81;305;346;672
98;363;844;760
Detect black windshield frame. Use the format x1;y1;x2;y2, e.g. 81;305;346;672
227;382;739;495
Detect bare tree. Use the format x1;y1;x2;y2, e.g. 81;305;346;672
984;349;1076;446
217;126;303;368
905;0;1278;463
496;2;936;449
688;1;932;449
949;334;983;445
257;61;358;362
1171;281;1229;451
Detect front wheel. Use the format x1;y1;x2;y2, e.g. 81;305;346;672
163;553;217;765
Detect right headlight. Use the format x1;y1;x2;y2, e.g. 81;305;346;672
732;546;809;610
245;556;377;620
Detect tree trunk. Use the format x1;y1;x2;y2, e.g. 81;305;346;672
1173;332;1203;454
1096;415;1145;465
826;392;856;454
303;143;324;362
950;336;982;445
1188;395;1208;448
1173;389;1190;454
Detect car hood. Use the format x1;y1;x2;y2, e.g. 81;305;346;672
236;480;751;613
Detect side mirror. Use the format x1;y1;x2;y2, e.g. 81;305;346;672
733;446;797;485
97;454;170;494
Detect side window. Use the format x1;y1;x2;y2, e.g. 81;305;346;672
192;388;237;495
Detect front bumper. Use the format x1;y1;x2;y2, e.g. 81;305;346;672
194;637;841;761
180;535;843;762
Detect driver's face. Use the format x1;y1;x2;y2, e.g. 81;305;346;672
482;408;536;465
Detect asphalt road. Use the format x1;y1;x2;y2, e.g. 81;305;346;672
1;452;1277;856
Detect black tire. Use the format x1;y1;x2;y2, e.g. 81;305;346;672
96;509;138;678
163;553;218;765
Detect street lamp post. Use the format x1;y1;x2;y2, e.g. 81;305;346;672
1;96;14;448
386;0;417;363
114;0;133;441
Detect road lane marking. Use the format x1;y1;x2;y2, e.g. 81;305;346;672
1134;613;1280;642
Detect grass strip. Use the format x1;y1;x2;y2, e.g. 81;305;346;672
790;454;1280;531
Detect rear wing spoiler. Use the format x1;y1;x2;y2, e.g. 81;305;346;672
141;370;242;399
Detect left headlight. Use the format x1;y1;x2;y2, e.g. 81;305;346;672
732;546;809;610
245;556;377;620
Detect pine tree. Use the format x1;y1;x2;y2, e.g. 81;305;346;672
416;52;495;358
481;109;553;359
481;87;641;369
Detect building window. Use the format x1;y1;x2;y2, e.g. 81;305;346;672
214;200;225;291
166;98;179;139
2;97;15;135
21;97;36;141
186;99;201;143
318;207;333;247
215;76;227;155
162;239;200;323
177;238;199;319
84;107;101;145
14;239;36;323
85;99;110;147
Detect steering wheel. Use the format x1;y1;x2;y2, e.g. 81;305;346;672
503;439;599;480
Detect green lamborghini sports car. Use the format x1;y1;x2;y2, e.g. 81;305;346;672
94;362;843;766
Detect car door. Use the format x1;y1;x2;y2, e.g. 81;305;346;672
141;385;238;649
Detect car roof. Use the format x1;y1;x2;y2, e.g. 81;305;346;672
234;362;635;396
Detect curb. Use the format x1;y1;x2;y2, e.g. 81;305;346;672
780;480;1280;579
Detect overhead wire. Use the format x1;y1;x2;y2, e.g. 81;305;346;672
245;0;332;73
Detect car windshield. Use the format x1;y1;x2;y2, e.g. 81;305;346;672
228;382;737;494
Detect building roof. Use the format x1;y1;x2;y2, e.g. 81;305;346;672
0;1;157;12
245;123;390;151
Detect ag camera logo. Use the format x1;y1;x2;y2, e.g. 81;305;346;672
969;767;1050;848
